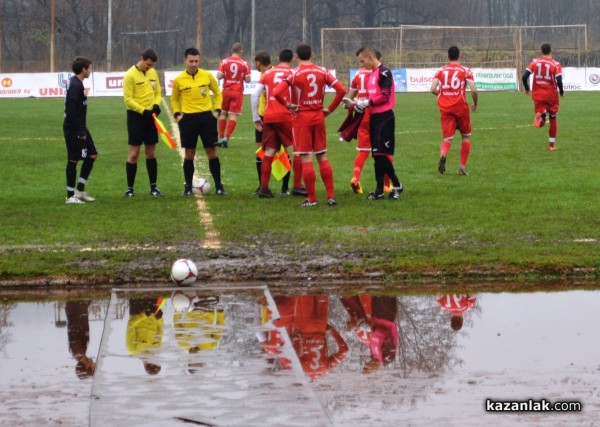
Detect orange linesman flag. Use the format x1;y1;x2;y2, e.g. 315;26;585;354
256;146;291;181
152;114;177;149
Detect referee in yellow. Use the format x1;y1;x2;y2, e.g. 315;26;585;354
123;48;162;197
171;47;226;196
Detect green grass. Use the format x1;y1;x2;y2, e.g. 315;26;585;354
0;92;599;283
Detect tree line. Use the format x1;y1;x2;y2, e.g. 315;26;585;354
1;0;599;72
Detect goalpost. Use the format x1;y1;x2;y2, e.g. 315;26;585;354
321;25;587;78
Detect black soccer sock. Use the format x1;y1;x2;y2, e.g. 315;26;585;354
256;156;262;185
77;157;96;191
126;161;137;189
183;159;195;188
281;154;291;191
209;157;222;189
381;157;401;188
146;158;158;189
374;156;386;194
66;161;77;197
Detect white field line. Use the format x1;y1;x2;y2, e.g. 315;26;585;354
161;100;222;250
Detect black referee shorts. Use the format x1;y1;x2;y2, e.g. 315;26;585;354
178;112;218;149
127;110;158;146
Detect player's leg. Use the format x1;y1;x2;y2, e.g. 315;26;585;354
218;94;229;143
141;110;160;196
352;111;371;193
64;130;82;203
183;148;196;196
533;100;547;128
201;113;226;195
75;130;98;202
314;124;335;205
279;122;294;195
254;116;264;194
438;113;455;175
258;124;277;197
457;113;472;175
125;111;145;197
548;103;559;150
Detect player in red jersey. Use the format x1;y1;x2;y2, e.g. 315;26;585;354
522;43;564;151
273;43;346;207
430;46;478;176
260;295;348;379
436;294;477;331
252;49;305;197
216;42;251;147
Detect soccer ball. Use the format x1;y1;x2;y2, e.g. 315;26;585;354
170;259;198;286
171;291;192;312
192;177;211;195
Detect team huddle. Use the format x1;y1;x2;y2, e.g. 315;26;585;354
62;43;563;206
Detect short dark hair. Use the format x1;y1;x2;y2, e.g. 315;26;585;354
355;46;375;57
375;50;382;60
451;315;464;331
296;43;312;61
279;48;293;63
184;47;200;58
231;42;243;54
254;51;271;66
141;48;158;62
541;43;552;55
448;46;460;61
71;56;92;74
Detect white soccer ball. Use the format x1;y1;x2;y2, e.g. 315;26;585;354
171;291;192;312
170;259;198;286
192;177;211;195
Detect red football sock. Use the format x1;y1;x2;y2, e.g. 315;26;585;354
260;156;273;191
440;140;451;156
353;151;369;180
293;155;303;188
549;118;557;139
218;119;226;138
226;120;237;139
302;161;317;201
318;159;335;199
460;140;471;168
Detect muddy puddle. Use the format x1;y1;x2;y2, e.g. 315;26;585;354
1;286;598;426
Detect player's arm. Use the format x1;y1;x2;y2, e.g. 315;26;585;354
430;78;440;96
251;83;264;130
326;324;349;366
324;79;346;116
170;79;182;121
347;88;358;101
556;74;564;96
209;74;223;118
216;62;225;81
522;69;532;93
152;70;162;108
467;79;478;112
123;74;144;114
273;78;297;112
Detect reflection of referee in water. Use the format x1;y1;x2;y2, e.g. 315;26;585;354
65;300;96;379
126;298;163;375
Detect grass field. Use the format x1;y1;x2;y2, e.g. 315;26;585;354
0;91;599;284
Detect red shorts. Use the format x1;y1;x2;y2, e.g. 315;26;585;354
440;109;472;139
356;109;371;151
222;90;244;114
293;121;327;154
262;121;293;151
533;97;559;116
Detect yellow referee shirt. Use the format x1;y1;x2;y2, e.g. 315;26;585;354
171;69;222;115
123;65;161;114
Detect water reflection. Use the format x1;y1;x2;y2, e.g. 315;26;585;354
0;288;598;426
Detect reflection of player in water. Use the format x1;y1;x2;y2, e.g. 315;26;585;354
436;294;477;331
260;295;348;379
172;293;225;373
126;298;163;375
65;300;96;379
340;295;398;373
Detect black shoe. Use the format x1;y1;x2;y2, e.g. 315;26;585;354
253;187;261;196
438;155;446;175
149;187;163;197
182;186;193;196
327;198;337;206
292;187;308;197
216;186;227;196
258;189;275;198
366;192;384;200
123;188;134;197
280;188;290;195
389;188;401;200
